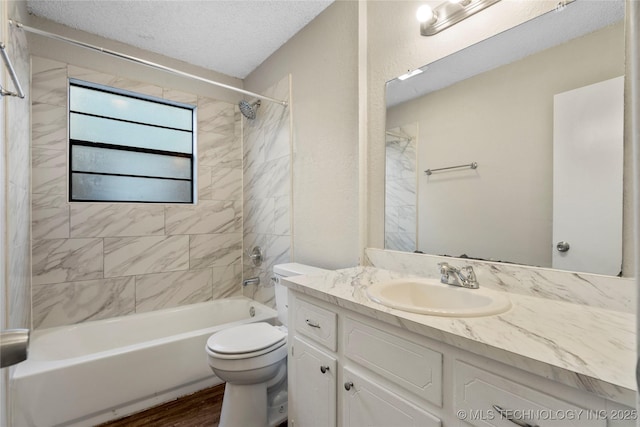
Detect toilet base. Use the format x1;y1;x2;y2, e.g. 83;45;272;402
218;380;288;427
219;382;267;427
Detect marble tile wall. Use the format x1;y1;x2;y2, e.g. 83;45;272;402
365;248;635;313
385;124;417;252
242;76;292;307
6;24;32;330
31;56;243;329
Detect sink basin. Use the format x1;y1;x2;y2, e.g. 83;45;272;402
366;278;511;317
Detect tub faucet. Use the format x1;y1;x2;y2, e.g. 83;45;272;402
243;277;260;287
438;262;478;289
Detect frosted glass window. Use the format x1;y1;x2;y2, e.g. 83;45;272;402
72;174;192;203
70;85;192;130
69;80;195;203
72;145;191;180
70;113;193;154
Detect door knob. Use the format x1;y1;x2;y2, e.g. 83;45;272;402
320;365;330;374
344;381;354;391
556;241;570;252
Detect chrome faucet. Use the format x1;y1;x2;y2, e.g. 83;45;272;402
438;262;479;289
243;277;260;287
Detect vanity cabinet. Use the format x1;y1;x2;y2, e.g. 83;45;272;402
287;290;634;427
288;292;442;427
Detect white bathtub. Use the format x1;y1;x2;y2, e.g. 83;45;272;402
11;297;277;427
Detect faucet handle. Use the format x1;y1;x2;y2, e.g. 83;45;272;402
459;265;479;288
437;262;453;284
246;246;263;267
437;262;451;273
461;265;477;281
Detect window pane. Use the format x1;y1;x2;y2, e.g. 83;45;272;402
71;173;192;203
70;85;193;131
71;144;191;180
70;113;193;154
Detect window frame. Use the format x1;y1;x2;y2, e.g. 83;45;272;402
68;78;197;204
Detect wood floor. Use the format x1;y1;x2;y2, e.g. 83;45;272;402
99;385;225;427
98;385;288;427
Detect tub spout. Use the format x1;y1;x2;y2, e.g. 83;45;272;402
243;277;260;287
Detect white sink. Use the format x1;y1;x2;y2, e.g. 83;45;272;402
366;278;511;317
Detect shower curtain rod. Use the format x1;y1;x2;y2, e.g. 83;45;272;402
9;19;288;107
0;42;25;98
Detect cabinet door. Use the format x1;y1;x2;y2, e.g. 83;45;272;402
455;361;606;427
290;337;336;427
342;367;441;427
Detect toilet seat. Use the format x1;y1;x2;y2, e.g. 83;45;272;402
206;322;287;360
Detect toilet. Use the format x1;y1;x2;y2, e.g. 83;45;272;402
206;263;327;427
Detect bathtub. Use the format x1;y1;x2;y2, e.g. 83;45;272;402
11;296;277;427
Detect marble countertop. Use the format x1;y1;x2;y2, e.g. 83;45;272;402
283;266;636;407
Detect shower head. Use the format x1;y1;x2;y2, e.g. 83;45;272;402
239;99;261;120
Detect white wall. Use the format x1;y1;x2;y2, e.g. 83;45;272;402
244;1;360;269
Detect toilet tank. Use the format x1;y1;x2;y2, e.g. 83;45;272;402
273;263;327;325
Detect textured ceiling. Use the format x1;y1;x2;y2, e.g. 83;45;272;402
26;0;334;79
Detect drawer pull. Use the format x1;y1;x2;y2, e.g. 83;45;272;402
320;365;330;374
492;405;539;427
305;319;321;328
344;381;354;391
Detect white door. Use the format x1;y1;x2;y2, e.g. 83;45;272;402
552;76;624;275
342;367;441;427
289;337;336;427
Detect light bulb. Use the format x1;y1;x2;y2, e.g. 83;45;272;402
416;4;437;24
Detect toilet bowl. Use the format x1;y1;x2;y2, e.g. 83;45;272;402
206;322;288;427
206;263;327;427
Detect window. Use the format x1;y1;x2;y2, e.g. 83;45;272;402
69;79;196;203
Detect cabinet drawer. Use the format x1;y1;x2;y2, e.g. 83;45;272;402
294;298;337;351
454;361;606;427
343;317;442;407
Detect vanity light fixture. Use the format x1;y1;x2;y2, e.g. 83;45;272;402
398;68;424;81
416;4;437;25
449;0;471;6
418;0;501;36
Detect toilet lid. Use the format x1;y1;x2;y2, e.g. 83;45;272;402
206;322;287;355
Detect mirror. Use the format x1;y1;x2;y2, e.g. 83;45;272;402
385;0;626;276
